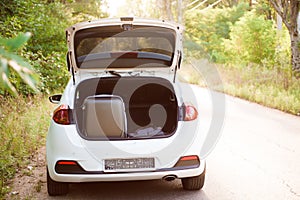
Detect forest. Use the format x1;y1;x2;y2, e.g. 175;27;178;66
0;0;299;197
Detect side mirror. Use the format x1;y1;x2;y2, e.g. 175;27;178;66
49;94;62;104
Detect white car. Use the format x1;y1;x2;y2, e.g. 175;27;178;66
46;17;205;196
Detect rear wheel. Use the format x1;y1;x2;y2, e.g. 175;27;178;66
47;169;69;196
181;169;205;190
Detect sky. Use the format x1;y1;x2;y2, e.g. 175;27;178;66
104;0;153;18
105;0;127;17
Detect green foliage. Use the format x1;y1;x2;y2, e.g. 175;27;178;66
183;3;299;115
180;58;300;115
184;3;249;62
0;1;70;55
0;95;52;198
184;3;280;66
218;63;300;115
272;29;291;70
27;51;69;94
0;0;108;95
223;10;276;65
0;0;107;197
69;0;108;21
0;33;39;95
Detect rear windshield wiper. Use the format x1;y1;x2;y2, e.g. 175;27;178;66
108;71;121;77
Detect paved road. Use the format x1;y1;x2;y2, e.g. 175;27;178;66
35;86;300;199
203;88;300;200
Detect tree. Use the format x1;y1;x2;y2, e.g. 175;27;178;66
269;0;300;74
223;11;276;65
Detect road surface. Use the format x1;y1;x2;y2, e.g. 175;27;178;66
8;86;300;200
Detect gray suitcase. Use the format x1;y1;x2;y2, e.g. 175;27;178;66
82;95;127;139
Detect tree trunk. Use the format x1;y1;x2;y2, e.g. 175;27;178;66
289;0;300;73
290;32;300;73
269;0;300;74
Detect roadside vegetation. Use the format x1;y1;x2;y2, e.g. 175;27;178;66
183;2;300;115
0;95;52;196
0;0;299;198
0;0;108;197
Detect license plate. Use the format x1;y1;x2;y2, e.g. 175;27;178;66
104;158;155;172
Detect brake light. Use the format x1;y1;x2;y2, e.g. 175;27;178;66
52;105;72;125
120;17;134;21
174;155;200;168
184;104;198;121
180;155;199;161
57;161;77;165
55;160;85;174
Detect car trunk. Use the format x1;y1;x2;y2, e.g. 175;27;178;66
74;76;178;140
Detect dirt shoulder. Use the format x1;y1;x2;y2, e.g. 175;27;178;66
6;146;49;200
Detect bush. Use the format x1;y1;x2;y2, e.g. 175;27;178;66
184;3;249;62
223;10;276;65
25;51;69;94
0;0;70;54
0;0;108;95
181;3;299;115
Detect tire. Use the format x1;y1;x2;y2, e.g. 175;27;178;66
181;169;205;190
47;169;69;196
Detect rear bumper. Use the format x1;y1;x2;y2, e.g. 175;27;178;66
47;161;205;183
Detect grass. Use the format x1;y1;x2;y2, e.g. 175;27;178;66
0;95;52;197
179;59;300;115
219;64;300;115
34;179;43;193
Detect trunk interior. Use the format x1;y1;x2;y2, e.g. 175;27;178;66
74;76;178;139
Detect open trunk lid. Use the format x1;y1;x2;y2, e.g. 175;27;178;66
66;17;183;73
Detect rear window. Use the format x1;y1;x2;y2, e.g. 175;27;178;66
74;25;176;69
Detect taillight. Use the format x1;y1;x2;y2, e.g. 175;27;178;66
52;105;73;125
57;161;77;165
55;160;85;174
179;155;199;161
183;104;198;121
174;155;200;168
